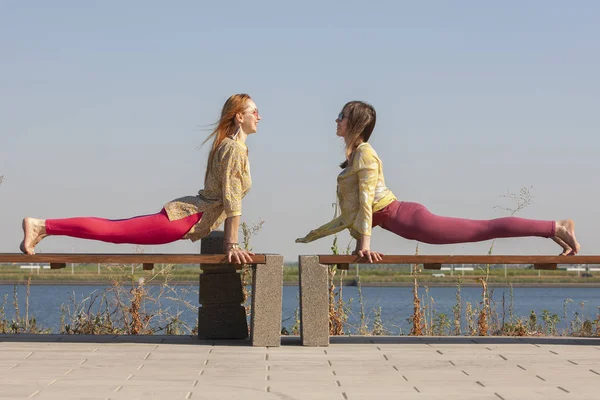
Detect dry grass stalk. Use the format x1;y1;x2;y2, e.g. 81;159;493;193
465;302;477;336
0;279;49;334
128;286;147;334
409;276;424;336
60;265;198;335
240;220;264;316
328;265;346;335
477;277;489;336
327;235;349;336
452;279;462;335
408;243;424;336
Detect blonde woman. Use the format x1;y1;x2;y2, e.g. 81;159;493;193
21;94;260;264
296;101;580;262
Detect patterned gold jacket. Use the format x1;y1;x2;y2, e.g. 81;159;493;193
164;138;251;242
296;142;395;243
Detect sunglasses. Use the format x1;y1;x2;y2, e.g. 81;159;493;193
248;108;259;117
337;112;345;121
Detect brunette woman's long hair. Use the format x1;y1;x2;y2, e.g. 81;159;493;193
339;101;377;169
202;93;251;181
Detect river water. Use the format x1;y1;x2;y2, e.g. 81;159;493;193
1;284;598;335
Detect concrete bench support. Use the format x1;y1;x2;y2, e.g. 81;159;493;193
199;231;284;346
250;254;284;347
298;255;329;346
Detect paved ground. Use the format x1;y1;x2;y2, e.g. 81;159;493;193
1;335;599;399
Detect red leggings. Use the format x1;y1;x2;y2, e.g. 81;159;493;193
372;201;555;244
45;209;202;245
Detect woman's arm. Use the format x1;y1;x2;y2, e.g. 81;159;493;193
296;215;346;243
220;145;254;264
353;147;383;262
224;215;254;264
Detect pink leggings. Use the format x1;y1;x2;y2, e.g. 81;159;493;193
372;201;555;244
45;208;202;245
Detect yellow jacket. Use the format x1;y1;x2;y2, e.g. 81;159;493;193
164;138;252;242
296;142;395;243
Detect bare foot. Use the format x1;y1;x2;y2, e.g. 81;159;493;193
551;237;573;256
20;217;47;255
554;219;580;255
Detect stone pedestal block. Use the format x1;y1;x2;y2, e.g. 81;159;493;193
200;230;225;255
299;255;330;346
250;254;283;347
199;273;244;305
198;305;248;340
198;230;248;340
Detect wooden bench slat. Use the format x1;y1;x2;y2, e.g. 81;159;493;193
0;253;266;265
318;255;600;265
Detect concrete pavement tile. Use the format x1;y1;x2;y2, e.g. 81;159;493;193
198;369;266;378
151;348;211;355
266;380;339;390
266;359;329;365
325;359;390;368
189;353;266;361
267;370;341;378
267;353;327;362
266;384;341;396
336;376;412;387
0;384;47;398
144;359;208;367
116;384;266;399
22;391;112;400
331;367;401;377
267;378;338;388
129;371;206;381
0;362;23;369
0;350;43;360
200;361;267;369
2;336;600;399
268;364;332;372
386;360;464;370
25;352;92;361
209;346;268;353
269;347;331;355
323;354;389;362
62;369;138;380
264;394;337;400
348;392;505;400
194;377;267;391
317;369;400;378
0;373;74;384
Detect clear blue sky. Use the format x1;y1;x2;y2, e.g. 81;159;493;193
1;1;599;261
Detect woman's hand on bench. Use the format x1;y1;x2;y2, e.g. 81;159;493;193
353;235;383;263
225;243;255;264
353;249;383;263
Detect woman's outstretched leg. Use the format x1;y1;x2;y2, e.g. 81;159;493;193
20;209;201;255
376;201;580;254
